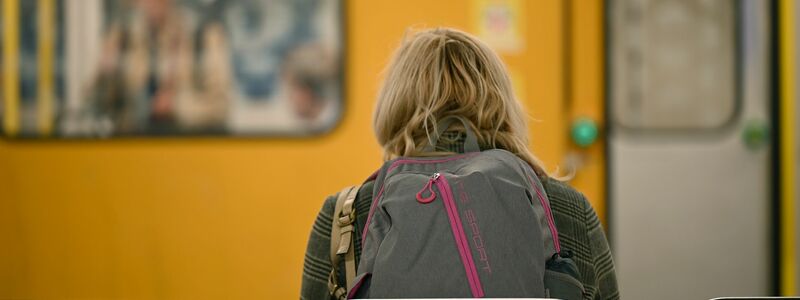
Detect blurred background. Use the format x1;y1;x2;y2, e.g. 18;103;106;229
0;0;798;299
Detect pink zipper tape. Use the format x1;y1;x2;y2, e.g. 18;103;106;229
438;175;485;298
525;172;561;253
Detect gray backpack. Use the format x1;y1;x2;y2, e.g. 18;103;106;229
331;117;584;299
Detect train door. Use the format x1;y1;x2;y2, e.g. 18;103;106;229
608;0;773;299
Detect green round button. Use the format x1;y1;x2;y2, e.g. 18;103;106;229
742;120;769;151
571;118;598;148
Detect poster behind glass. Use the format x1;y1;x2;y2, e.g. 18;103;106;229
1;0;344;138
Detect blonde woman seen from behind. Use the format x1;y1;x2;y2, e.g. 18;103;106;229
301;28;618;300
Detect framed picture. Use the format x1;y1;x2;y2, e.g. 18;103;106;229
1;0;344;138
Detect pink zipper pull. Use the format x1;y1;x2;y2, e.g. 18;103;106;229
416;173;440;203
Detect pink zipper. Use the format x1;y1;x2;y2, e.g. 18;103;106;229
435;173;485;298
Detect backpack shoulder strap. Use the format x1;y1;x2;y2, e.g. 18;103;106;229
328;185;360;299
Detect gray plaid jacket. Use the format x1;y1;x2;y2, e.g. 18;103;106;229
301;137;619;299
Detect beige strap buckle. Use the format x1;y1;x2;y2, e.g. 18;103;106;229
337;210;356;226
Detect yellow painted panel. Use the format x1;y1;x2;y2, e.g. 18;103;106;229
0;1;566;298
780;0;797;295
567;0;606;223
523;0;566;174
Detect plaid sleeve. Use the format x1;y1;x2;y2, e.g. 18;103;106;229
582;193;620;300
301;181;374;300
543;177;620;300
300;195;337;300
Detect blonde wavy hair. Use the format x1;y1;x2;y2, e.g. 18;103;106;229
373;28;547;176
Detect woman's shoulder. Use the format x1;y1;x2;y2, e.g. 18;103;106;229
320;181;376;222
541;176;591;209
321;180;376;207
540;176;601;232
